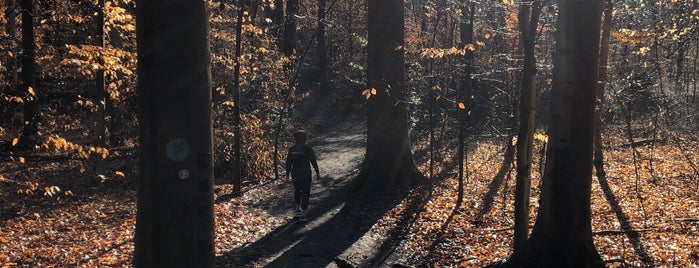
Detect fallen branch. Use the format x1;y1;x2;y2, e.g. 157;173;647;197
592;228;653;236
617;138;665;148
674;218;699;222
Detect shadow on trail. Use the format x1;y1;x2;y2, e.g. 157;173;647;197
597;173;654;267
216;181;416;267
474;143;515;223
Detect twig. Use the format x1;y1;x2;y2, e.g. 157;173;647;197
673;218;699;222
592;228;653;236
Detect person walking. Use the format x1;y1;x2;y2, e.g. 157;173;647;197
285;130;320;221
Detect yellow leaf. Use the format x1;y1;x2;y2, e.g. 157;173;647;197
7;51;13;57
465;44;476;52
79;165;86;174
476;40;485;46
362;88;376;100
19;157;25;164
458;102;466;110
222;101;235;107
115;171;125;177
27;86;36;96
12;137;19;146
394;45;403;51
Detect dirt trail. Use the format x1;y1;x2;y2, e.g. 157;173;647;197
215;97;411;267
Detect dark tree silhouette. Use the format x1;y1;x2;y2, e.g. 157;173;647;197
353;0;424;192
504;0;605;266
281;0;298;56
133;1;214;267
19;0;37;148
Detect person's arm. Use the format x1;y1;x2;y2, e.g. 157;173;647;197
285;149;292;179
309;146;319;177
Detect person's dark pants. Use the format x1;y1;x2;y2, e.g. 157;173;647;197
292;175;311;210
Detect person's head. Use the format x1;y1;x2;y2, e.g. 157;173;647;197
293;130;307;144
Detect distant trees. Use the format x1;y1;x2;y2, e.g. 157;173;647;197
504;0;605;266
354;0;424;192
133;1;214;267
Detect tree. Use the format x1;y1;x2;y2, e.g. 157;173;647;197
353;0;424;192
281;0;298;56
133;1;214;267
232;0;245;196
95;0;107;147
19;0;37;148
4;0;18;92
503;0;605;266
513;0;543;251
457;0;476;205
593;0;612;178
316;0;328;93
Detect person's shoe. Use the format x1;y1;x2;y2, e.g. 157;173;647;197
299;210;308;222
294;207;302;218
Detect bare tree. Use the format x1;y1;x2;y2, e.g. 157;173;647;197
504;0;605;266
353;0;424;192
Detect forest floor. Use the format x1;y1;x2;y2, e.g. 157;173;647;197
1;96;699;267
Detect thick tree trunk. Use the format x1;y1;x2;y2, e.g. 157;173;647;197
593;0;612;179
19;0;37;148
133;1;214;267
504;0;605;267
354;0;423;193
513;1;542;251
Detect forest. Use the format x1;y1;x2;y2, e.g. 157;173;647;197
0;0;698;267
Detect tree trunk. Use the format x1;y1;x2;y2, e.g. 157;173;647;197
593;0;612;179
457;1;475;206
19;0;37;148
513;1;542;252
232;0;245;196
95;0;107;146
281;0;298;56
316;0;328;94
5;0;18;93
504;0;604;266
353;0;423;193
133;1;214;267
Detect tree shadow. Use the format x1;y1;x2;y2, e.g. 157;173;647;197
215;174;414;268
415;201;461;266
474;143;515;224
597;173;654;266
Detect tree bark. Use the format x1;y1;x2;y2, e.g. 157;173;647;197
513;0;542;252
504;0;605;266
353;0;424;193
19;0;37;148
133;1;214;267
